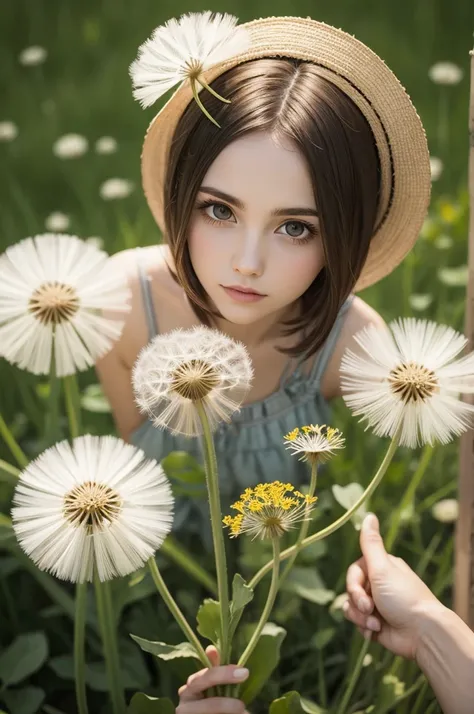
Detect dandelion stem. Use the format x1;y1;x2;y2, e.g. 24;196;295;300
94;576;127;714
249;428;401;591
191;78;220;127
161;536;217;595
237;537;280;669
0;458;20;484
45;351;61;447
74;582;89;714
195;401;230;665
385;443;435;551
335;633;372;714
279;461;318;585
63;375;82;439
0;412;28;468
148;556;212;668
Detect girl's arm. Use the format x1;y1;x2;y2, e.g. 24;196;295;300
415;602;474;714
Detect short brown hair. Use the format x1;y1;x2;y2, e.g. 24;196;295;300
163;58;381;357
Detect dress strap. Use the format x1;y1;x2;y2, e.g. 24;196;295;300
135;248;159;340
308;294;354;386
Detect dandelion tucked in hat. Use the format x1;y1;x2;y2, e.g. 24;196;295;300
130;12;431;291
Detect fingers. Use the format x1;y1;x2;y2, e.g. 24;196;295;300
343;598;382;634
346;558;374;615
179;665;249;702
359;514;389;577
177;698;247;713
206;645;220;667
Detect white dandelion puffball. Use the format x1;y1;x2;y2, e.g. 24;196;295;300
429;156;443;182
0;121;19;142
11;435;174;583
340;318;474;448
129;11;251;109
19;45;47;66
133;325;253;437
45;211;70;232
95;136;118;154
0;233;131;376
428;62;463;85
53;133;89;159
99;178;134;200
431;498;459;523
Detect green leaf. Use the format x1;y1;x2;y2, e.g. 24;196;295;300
301;697;327;713
196;599;221;646
161;451;206;485
239;623;286;706
130;636;200;661
0;632;48;686
310;627;336;650
80;384;111;413
270;691;305;714
2;686;45;714
332;483;368;530
281;567;334;605
128;693;175;713
229;574;254;640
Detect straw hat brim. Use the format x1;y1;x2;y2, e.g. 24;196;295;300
140;16;431;291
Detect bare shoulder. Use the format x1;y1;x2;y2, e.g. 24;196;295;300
321;295;386;400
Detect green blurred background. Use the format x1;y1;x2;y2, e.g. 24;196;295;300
0;0;473;254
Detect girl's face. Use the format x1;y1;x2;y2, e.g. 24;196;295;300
188;132;325;329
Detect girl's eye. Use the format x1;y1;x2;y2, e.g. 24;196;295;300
277;220;318;243
199;201;234;222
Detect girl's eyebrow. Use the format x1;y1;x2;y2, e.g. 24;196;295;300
199;185;319;217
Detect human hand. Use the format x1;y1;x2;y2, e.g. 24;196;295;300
343;512;443;660
177;645;250;713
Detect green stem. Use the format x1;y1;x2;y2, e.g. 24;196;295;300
0;459;20;485
191;78;220;127
249;429;401;591
44;351;61;447
335;634;372;714
197;76;231;104
195;402;230;664
279;461;318;585
238;538;280;668
74;582;89;714
63;375;82;439
0;412;28;468
94;576;126;714
148;557;212;668
161;536;217;595
385;444;435;552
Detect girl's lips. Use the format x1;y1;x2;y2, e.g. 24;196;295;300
221;286;266;302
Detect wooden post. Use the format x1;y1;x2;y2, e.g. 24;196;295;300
454;47;474;627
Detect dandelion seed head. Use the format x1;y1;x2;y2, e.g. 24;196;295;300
431;498;459;523
64;481;122;531
29;280;80;325
284;424;345;464
53;134;88;159
19;45;47;66
388;362;438;403
0;121;19;142
223;481;317;540
132;325;252;436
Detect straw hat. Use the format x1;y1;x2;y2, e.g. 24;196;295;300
131;13;431;291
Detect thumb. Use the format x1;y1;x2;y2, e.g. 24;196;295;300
360;513;388;576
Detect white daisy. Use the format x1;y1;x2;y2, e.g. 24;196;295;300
95;136;118;155
0;233;131;376
130;12;251;125
284;424;345;464
45;211;70;232
19;45;47;66
53;134;88;159
0;121;19;142
11;435;174;583
428;62;463;85
431;498;459;523
132;325;253;436
340;318;474;448
99;178;134;200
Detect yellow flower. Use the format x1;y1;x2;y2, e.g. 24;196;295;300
283;424;345;464
222;481;317;540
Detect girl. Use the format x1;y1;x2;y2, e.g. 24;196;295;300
95;12;431;712
96;12;430;537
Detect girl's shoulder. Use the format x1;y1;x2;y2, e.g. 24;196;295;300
320;296;386;400
107;244;191;369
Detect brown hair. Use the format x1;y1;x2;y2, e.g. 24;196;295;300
163;58;380;358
